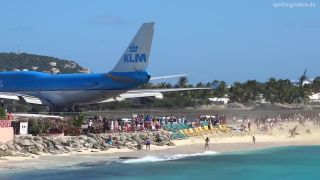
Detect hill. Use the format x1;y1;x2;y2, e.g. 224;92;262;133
0;53;89;74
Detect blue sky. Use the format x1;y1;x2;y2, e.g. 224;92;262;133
1;0;319;84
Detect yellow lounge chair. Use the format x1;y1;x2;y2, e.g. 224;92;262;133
211;126;219;133
203;125;211;134
194;127;201;135
198;127;206;134
179;129;185;135
219;125;229;132
222;125;231;132
188;128;197;136
218;125;225;132
204;125;211;133
183;129;191;136
203;125;209;131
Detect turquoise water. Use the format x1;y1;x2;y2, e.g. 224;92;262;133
1;146;320;180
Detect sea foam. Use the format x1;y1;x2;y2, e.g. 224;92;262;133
122;151;218;164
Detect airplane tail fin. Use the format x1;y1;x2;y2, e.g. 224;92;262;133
111;22;154;72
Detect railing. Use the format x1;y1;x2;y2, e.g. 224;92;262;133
11;108;320;122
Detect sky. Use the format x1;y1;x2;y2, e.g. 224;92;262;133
1;0;319;84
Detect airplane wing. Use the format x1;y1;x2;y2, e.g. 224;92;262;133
127;87;211;93
100;87;211;103
0;92;48;105
150;74;188;81
11;113;64;120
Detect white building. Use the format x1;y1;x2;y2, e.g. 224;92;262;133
79;68;91;74
64;62;77;68
208;97;230;105
292;79;313;86
309;93;320;103
50;68;60;74
50;62;57;67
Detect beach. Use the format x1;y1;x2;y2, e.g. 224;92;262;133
1;121;320;171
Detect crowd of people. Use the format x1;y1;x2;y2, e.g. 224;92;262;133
234;112;320;132
13;111;320;136
85;114;228;134
86;114;178;133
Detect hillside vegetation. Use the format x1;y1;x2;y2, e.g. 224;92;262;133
0;53;85;73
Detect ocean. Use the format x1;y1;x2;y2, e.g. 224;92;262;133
1;146;320;180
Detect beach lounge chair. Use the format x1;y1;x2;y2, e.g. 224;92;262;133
203;126;214;134
183;129;191;136
211;126;219;133
222;125;231;132
202;127;210;135
194;127;201;135
219;125;229;132
188;128;197;136
204;127;210;134
198;127;206;134
179;129;185;135
218;125;225;132
175;130;186;139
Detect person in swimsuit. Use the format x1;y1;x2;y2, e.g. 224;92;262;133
204;137;210;149
146;138;151;150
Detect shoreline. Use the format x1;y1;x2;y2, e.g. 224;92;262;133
1;131;320;171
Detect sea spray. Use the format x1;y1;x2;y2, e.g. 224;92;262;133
122;151;218;163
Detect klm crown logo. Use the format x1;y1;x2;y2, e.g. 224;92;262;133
124;43;146;63
129;43;138;52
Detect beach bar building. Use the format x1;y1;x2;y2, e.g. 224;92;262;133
0;118;13;143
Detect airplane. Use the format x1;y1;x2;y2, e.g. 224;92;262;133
0;22;210;111
291;68;313;86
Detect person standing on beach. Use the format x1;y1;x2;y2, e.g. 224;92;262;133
252;135;256;144
88;120;93;133
146;138;151;150
248;121;251;132
110;120;114;133
204;137;210;149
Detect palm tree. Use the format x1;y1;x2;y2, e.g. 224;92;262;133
140;83;154;89
212;80;228;98
196;82;204;87
264;78;278;103
158;82;167;88
177;77;188;88
228;82;244;103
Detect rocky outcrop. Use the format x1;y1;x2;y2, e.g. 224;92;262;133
0;130;173;157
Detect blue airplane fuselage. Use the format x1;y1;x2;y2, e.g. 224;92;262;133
0;71;150;106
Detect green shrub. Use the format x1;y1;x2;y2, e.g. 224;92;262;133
29;122;50;136
0;107;6;119
72;114;86;127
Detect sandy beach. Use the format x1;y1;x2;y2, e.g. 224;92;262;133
1;121;320;171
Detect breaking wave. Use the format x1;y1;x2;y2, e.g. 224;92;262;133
122;151;218;164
